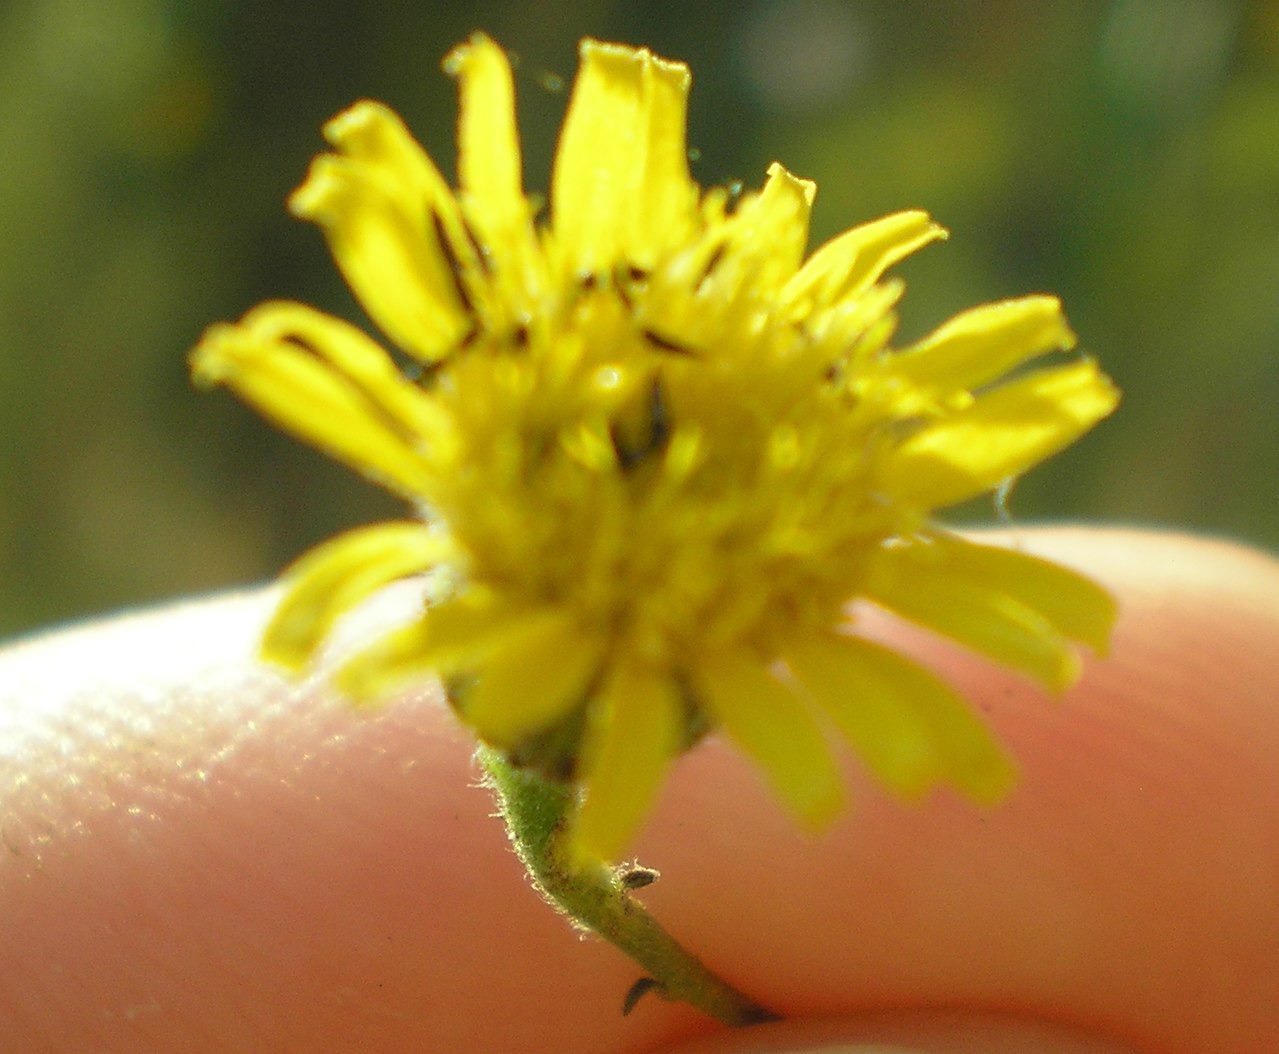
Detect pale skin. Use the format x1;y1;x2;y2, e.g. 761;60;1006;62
0;528;1275;1054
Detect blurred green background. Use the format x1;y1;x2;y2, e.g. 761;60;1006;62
2;0;1276;638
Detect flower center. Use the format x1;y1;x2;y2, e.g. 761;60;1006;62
420;233;906;672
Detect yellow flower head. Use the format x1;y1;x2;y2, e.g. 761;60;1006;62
191;35;1119;862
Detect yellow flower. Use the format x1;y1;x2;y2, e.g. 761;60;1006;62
191;34;1120;863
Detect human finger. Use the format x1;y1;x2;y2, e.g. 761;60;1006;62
0;528;1274;1053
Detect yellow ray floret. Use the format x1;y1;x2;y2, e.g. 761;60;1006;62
571;663;684;864
263;521;455;671
190;302;444;496
694;649;845;829
191;33;1121;862
551;39;698;275
880;359;1119;508
784;631;1017;804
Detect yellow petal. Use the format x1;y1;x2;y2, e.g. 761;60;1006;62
694;650;843;827
808;278;905;362
334;616;435;702
551;39;696;275
893;295;1076;393
551;40;641;275
444;34;523;229
189;304;434;496
785;633;1015;804
337;589;524;699
784;635;938;797
783;210;946;314
318;98;449;204
866;543;1080;691
289;102;473;362
241;302;447;439
919;531;1118;654
263;522;453;671
571;664;683;863
461;613;605;746
726;163;816;285
630;46;698;265
880;358;1121;509
443;33;544;304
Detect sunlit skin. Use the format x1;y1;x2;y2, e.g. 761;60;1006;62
2;528;1276;1053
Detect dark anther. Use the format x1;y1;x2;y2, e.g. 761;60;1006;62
622;977;665;1017
421;325;479;381
579;272;600;291
642;328;696;356
646;378;670;450
456;324;479;351
609;428;640;471
615;263;650;312
431;209;476;317
620;865;659;890
695;243;727;291
610;379;671;471
282;330;321;358
460;214;493;276
412;361;442;388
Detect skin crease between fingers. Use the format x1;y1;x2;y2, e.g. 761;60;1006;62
0;528;1275;1054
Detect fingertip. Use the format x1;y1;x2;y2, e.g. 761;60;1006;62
639;527;1279;1054
3;530;1275;1052
650;1010;1141;1053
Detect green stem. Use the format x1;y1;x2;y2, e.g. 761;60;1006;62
478;745;779;1027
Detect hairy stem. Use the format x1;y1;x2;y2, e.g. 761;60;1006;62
478;745;778;1027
